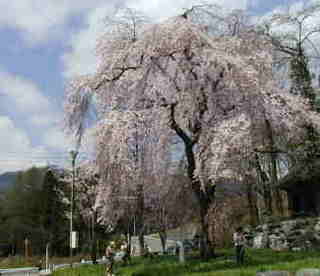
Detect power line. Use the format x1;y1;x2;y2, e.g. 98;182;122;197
0;155;90;162
0;153;89;158
0;156;89;161
1;151;88;155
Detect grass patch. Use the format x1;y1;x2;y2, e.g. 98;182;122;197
51;249;320;276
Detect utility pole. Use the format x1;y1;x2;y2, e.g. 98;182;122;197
70;150;78;260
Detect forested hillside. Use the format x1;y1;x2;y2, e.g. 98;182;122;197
0;167;69;256
0;171;19;191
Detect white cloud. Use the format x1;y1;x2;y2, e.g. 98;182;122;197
0;70;73;164
0;0;248;46
0;116;49;173
42;126;95;158
0;70;60;126
0;0;119;45
29;115;58;127
126;0;248;20
41;126;96;169
0;116;81;173
42;127;74;151
62;2;115;78
0;71;50;113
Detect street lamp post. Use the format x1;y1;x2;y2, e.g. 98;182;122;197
70;150;78;259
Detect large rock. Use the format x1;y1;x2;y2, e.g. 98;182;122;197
269;234;289;251
253;232;269;248
256;271;291;276
281;220;297;233
251;217;320;251
314;220;320;232
296;269;320;276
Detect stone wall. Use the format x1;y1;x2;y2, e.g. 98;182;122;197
247;217;320;251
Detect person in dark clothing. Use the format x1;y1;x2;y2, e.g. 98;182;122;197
121;242;130;265
233;226;245;265
105;245;114;276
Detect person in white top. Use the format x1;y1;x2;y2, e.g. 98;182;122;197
233;226;245;265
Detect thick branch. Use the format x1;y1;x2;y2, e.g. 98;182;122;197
94;66;140;90
166;103;193;146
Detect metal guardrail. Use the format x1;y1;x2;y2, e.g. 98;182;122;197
0;267;39;276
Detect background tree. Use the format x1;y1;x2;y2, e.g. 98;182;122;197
259;2;320;107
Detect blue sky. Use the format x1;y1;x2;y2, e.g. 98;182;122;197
0;0;315;173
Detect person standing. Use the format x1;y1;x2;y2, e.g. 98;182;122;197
121;242;130;265
233;227;245;265
105;244;114;276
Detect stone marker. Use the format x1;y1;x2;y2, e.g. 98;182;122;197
256;271;291;276
296;268;320;276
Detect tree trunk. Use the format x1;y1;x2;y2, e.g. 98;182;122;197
198;197;215;260
273;188;284;216
136;184;145;256
190;177;215;259
168;102;215;260
138;232;144;256
265;119;283;216
246;181;259;226
254;153;273;216
91;211;97;264
159;231;167;253
263;184;273;216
